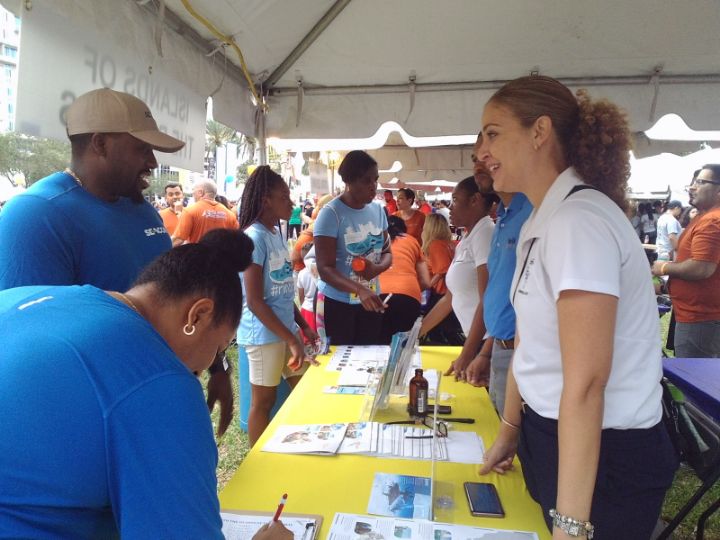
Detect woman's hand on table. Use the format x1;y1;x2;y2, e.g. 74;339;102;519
479;425;519;475
465;353;490;387
444;350;475;381
252;521;293;540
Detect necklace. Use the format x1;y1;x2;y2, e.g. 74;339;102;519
108;291;140;314
64;168;83;187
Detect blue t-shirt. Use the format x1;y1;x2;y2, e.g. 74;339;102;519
0;285;222;539
483;193;533;340
238;222;296;345
313;198;388;303
0;172;171;291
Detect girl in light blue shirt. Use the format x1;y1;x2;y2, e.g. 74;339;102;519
237;166;319;446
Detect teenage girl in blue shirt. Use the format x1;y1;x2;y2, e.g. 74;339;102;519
237;166;319;446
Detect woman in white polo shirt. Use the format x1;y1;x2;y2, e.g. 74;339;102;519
420;177;498;377
477;76;677;540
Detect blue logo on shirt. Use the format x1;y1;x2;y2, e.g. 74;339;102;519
346;232;383;256
269;259;293;283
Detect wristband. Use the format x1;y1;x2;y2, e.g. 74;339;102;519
500;415;520;430
661;262;670;276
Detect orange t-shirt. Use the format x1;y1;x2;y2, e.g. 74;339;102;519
669;206;720;322
379;234;424;302
159;207;180;236
425;239;455;295
394;210;425;244
173;199;238;243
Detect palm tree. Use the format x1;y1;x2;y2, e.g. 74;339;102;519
205;120;258;181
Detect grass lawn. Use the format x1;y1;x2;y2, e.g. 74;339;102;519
207;324;720;539
201;347;250;490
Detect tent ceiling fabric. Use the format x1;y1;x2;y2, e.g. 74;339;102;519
3;0;720;141
369;133;473;183
161;0;720;138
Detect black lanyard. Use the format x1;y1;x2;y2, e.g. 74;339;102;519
511;184;600;305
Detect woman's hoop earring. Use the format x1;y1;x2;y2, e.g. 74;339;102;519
183;323;196;336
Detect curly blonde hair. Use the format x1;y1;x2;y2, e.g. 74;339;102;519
421;213;453;255
489;75;631;212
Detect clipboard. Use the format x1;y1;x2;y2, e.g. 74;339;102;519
221;509;323;540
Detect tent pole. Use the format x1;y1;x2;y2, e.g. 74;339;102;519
264;0;353;89
257;107;267;166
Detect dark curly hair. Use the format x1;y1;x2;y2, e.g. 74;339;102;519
489;75;631;212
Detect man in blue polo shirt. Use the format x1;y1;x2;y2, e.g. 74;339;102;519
466;134;532;415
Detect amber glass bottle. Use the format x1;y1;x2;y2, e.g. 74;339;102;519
409;368;429;417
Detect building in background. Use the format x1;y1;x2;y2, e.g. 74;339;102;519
0;6;19;133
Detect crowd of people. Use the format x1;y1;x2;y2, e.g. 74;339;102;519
1;74;720;539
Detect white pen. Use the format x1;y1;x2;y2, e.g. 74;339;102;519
382;293;393;307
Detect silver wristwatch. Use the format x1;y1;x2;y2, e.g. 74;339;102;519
549;509;594;539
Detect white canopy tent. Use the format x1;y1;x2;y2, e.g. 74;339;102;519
4;0;720;169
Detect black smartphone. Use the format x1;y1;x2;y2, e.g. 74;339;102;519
464;482;504;518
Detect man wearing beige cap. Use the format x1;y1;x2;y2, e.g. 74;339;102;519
0;88;233;433
0;87;183;290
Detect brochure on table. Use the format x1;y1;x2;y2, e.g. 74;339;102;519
328;512;540;540
262;421;484;464
367;473;432;520
221;511;322;540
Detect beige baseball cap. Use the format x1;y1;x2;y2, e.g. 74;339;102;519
65;88;185;153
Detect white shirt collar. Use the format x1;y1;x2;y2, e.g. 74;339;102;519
522;167;586;240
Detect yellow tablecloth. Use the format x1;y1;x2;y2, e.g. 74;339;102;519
220;346;550;539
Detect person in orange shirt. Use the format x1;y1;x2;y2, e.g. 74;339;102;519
394;188;425;244
417;194;432;215
378;216;431;344
383;189;398;215
158;182;184;236
172;180;238;246
290;224;315;273
421;213;455;296
653;164;720;357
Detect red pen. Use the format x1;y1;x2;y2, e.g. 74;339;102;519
272;493;288;522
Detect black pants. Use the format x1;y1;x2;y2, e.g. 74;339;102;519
379;294;421;344
421;291;465;346
517;404;678;540
287;223;302;241
323;296;383;345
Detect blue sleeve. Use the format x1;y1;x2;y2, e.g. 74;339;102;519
106;375;223;539
247;227;267;267
0;195;77;289
313;205;338;238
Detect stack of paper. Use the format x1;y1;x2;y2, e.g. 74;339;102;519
328;513;540;540
263;422;484;464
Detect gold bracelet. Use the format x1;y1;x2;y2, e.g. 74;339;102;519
500;415;520;430
661;262;670;276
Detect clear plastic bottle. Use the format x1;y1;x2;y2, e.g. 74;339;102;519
409;368;429;417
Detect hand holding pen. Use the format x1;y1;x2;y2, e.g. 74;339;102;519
252;494;292;540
